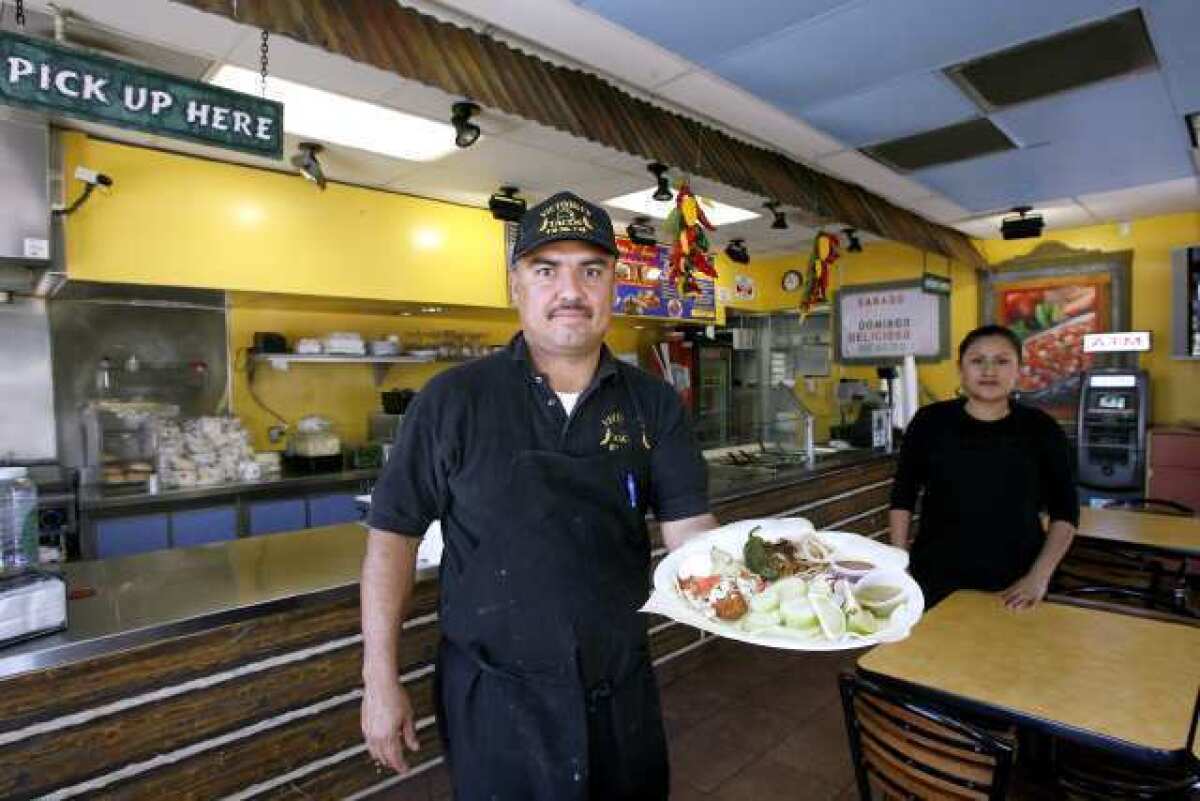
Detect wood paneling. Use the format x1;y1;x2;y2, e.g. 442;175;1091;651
4;457;897;800
170;0;983;267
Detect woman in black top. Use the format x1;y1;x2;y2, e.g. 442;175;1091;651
889;325;1079;609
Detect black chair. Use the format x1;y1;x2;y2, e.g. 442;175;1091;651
1054;688;1200;799
1052;499;1198;618
839;672;1015;800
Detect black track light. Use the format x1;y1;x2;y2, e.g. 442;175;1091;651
842;227;863;253
1000;206;1044;240
451;101;481;148
488;185;526;222
647;162;673;202
764;201;787;230
724;238;750;264
626;215;657;246
290;142;326;190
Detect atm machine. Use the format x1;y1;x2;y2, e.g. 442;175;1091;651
1076;368;1150;507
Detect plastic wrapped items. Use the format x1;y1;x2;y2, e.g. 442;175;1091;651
157;416;257;488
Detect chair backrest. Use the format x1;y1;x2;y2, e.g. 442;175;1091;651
839;672;1014;801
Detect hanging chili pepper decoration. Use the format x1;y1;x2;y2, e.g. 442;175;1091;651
801;230;840;313
662;180;717;297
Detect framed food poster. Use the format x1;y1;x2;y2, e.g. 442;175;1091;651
981;244;1133;421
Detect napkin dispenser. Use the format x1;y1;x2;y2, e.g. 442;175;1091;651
0;571;67;648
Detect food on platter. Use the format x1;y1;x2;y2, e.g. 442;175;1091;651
672;526;909;645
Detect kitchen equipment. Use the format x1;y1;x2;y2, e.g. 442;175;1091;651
321;332;366;355
1077;368;1150;507
253;332;288;354
368;336;401;356
380;389;416;416
369;412;404;442
0;467;38;575
80;400;178;486
282;453;344;475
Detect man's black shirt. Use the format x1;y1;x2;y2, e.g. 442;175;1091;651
368;333;710;550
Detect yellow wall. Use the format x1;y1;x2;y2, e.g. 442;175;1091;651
229;295;655;449
61;132;509;307
746;213;1200;430
980;213;1200;426
733;242;977;438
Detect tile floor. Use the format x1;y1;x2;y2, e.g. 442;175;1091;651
375;638;863;800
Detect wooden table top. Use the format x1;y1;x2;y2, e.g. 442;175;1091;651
858;591;1200;758
1076;506;1200;555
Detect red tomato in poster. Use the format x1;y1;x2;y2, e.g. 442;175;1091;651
1004;291;1037;322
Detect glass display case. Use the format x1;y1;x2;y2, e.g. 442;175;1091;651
726;310;832;446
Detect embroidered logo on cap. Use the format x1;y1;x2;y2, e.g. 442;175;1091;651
539;197;596;237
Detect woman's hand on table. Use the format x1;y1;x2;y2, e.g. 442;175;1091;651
362;678;420;773
1000;570;1050;611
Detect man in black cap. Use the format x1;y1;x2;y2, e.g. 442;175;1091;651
361;191;717;800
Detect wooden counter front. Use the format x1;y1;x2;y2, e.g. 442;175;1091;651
859;591;1200;759
0;453;896;799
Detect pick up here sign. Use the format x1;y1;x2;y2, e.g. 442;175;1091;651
0;31;282;159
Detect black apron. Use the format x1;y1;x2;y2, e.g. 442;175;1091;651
434;370;669;801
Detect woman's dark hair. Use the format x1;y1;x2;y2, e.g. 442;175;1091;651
958;324;1023;363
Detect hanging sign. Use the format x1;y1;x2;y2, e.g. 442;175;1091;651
0;31;283;158
834;280;949;363
921;271;951;296
1082;331;1151;353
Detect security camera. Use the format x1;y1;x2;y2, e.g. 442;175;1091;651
74;166;113;187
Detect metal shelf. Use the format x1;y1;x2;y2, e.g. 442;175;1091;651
253;353;434;386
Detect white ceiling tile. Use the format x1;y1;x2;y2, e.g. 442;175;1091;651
901;195;972;224
499;123;646;173
817;151;935;202
952;199;1099;240
1076;177;1200;222
222;33;399;102
654;71;846;160
431;0;695;89
29;0;247;60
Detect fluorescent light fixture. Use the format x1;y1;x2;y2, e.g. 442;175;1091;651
208;65;458;162
603;187;759;226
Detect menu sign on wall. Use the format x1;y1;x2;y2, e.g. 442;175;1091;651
834;280;948;363
0;31;283;158
611;237;716;321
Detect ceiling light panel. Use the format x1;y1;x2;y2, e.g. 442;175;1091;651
209;65;458;162
603;187;760;226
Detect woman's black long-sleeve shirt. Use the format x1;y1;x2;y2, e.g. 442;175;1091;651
889;399;1079;606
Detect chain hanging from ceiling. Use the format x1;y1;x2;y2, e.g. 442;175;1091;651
15;0;26;27
259;28;270;97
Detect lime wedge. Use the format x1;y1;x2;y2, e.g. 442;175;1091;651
780;598;817;629
811;596;846;640
847;608;879;635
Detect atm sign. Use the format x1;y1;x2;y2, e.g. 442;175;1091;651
1082;331;1151;353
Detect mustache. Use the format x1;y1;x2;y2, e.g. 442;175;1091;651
548;302;592;317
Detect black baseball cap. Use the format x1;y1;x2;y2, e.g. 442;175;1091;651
510;191;619;264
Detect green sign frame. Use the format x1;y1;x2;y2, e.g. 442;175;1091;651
921;271;952;296
0;31;283;159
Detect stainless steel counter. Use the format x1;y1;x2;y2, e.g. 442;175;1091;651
78;469;381;511
0;523;430;679
0;449;890;679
